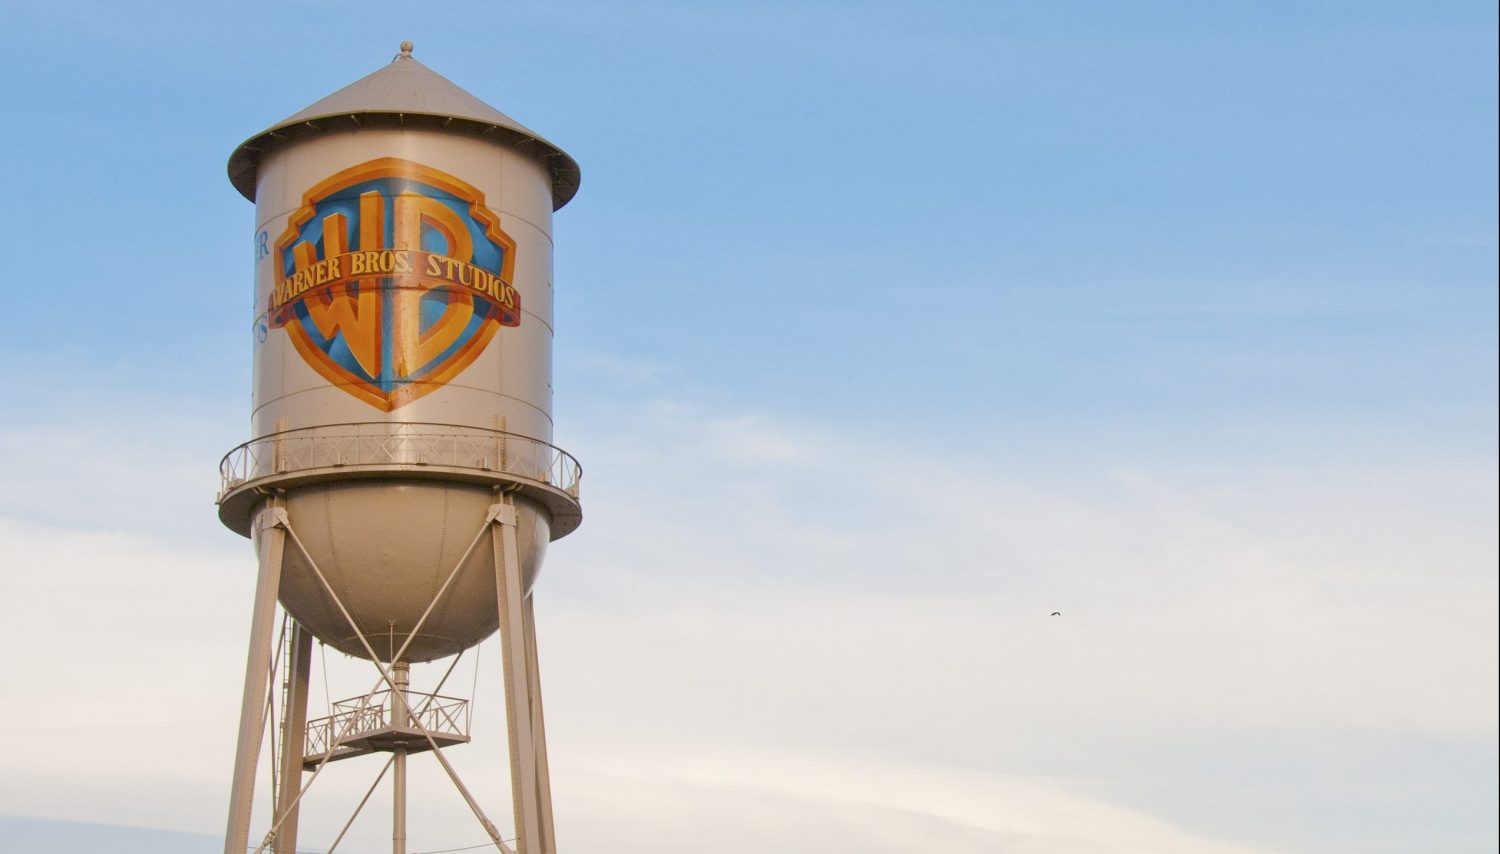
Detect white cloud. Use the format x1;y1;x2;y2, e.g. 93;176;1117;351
0;386;1494;851
554;393;1497;733
552;749;1279;854
0;517;250;832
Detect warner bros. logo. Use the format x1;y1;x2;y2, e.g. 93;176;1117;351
268;157;522;411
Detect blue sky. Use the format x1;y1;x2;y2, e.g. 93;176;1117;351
0;2;1495;852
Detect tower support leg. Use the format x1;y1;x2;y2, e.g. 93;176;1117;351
493;501;542;853
224;499;288;854
523;597;557;854
273;622;313;854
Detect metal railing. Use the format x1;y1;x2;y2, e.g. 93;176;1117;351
305;689;471;757
218;422;581;500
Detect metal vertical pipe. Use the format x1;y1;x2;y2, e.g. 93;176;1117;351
392;661;410;854
274;623;313;854
493;504;541;852
392;747;407;854
224;499;288;854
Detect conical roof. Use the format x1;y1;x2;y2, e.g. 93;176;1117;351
227;44;580;209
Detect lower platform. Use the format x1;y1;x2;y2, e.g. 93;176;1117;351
303;689;470;767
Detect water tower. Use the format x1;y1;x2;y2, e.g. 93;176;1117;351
217;43;582;854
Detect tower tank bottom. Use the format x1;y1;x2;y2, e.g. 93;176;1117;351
267;480;550;662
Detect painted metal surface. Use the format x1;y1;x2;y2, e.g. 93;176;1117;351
221;48;581;663
216;422;582;541
228;51;580;209
250;133;558;439
221;47;575;854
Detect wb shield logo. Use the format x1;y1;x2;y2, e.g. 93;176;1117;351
269;157;521;411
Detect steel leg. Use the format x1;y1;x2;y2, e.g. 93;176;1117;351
494;502;541;852
274;623;313;854
224;499;288;854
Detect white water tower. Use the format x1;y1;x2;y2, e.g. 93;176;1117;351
218;43;582;854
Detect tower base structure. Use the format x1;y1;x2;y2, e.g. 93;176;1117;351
221;492;561;854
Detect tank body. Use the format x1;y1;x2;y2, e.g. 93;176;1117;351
227;69;578;663
251;130;557;441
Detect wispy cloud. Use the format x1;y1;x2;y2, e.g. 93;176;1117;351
554;749;1280;854
0;383;1493;851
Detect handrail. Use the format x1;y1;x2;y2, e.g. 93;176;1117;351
218;421;581;501
305;689;471;756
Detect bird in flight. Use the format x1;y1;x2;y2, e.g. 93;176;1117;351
1050;611;1061;616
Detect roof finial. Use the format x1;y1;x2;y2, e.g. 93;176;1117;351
396;40;414;61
